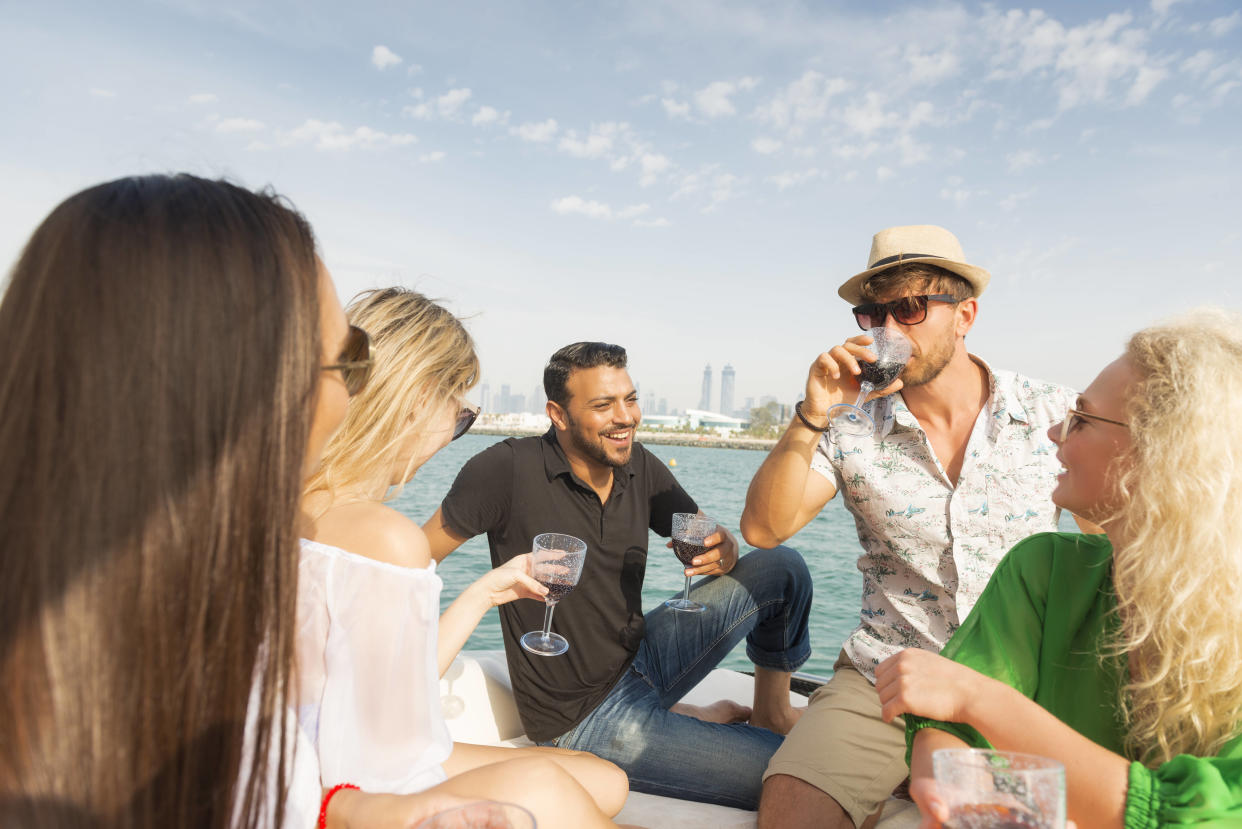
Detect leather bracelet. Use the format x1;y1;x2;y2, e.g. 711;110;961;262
794;400;831;433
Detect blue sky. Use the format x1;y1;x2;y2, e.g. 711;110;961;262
3;0;1240;411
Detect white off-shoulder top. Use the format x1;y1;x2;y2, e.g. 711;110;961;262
296;538;453;794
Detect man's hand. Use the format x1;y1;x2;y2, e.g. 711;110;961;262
873;648;984;725
802;332;904;423
670;524;739;576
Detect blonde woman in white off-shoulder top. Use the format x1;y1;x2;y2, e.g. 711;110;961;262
300;287;632;829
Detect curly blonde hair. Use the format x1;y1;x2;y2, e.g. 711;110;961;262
305;287;478;504
1109;307;1242;764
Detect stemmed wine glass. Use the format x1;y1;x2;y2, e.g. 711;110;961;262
666;513;716;613
827;327;911;437
519;533;587;656
414;800;536;829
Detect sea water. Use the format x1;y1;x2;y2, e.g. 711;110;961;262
392;433;1075;677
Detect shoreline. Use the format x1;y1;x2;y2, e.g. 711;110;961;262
471;424;778;451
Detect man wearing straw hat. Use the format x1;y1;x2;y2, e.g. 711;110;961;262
741;225;1086;828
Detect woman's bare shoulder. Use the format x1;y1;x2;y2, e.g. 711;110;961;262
313;501;432;569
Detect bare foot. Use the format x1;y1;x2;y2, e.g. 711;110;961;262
671;699;752;724
748;704;807;735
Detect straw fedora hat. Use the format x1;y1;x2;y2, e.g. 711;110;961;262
837;224;991;305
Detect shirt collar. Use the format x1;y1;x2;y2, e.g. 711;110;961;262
876;354;1028;439
540;428;634;493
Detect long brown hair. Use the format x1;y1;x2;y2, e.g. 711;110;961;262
0;175;320;827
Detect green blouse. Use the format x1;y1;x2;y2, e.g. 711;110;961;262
905;532;1242;827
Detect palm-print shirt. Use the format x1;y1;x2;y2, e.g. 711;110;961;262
810;356;1076;683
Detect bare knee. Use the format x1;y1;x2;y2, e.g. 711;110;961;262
759;774;854;829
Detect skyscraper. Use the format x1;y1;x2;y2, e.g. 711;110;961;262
699;363;712;411
480;383;491;412
720;363;735;416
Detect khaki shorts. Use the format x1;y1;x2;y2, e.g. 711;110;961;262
764;651;908;828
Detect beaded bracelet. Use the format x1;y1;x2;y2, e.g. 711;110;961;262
794;400;831;433
318;782;359;829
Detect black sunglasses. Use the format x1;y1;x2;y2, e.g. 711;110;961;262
851;294;960;330
452;405;480;440
321;325;374;397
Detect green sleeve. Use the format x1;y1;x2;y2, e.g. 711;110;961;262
904;535;1057;763
1124;741;1242;828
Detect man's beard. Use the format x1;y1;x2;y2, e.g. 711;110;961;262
565;413;633;468
901;329;955;387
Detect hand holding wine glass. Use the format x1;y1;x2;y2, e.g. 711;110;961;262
519;533;587;656
827;327;911;436
666;513;717;613
414;800;536;829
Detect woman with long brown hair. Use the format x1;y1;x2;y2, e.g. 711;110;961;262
0;175;478;828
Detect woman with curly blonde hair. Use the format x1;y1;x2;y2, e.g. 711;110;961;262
299;288;631;829
874;307;1242;828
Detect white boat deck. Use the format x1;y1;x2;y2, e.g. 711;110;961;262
441;651;919;828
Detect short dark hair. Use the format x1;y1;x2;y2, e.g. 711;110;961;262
543;342;628;407
860;262;974;303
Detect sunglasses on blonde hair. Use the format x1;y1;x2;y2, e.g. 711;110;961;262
321;325;374;397
453;405;480;441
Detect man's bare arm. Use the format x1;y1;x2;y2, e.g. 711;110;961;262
741;416;838;548
422;506;470;563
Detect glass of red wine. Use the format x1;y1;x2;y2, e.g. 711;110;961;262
827;327;911;437
666;512;716;613
932;749;1066;829
520;533;587;656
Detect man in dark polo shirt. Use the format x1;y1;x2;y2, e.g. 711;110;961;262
423;342;813;810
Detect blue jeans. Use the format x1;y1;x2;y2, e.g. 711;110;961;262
539;545;812;810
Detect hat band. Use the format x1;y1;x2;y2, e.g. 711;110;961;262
869;252;946;269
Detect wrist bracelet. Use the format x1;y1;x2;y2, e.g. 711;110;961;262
794;400;831;433
318;783;359;829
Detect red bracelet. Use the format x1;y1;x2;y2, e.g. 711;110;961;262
318;782;359;829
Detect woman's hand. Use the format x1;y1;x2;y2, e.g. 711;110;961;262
476;553;547;607
874;648;985;724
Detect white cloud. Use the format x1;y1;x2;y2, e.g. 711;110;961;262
419;151;445;163
281;119;417;151
216;117;265;133
894;133;929;166
939;176;986;205
550;196;653;224
905;47;960;85
1000;189;1036;212
982;9;1167;111
558;122;622;159
752;137;783;155
832;142;879;161
661;98;691;119
876;166;895;182
406;88;473;121
634;217;671;228
842;92;899;137
511;119;558;143
671;165;741;212
371;45;403;70
695;80;742;118
1006;149;1042;172
1150;0;1189;19
406;63;424;76
188;92;218;104
753;70;849;130
766;168;822;191
89;88;116;98
638;153;671;187
471;106;508;126
1182;50;1218;77
1208;11;1241;37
